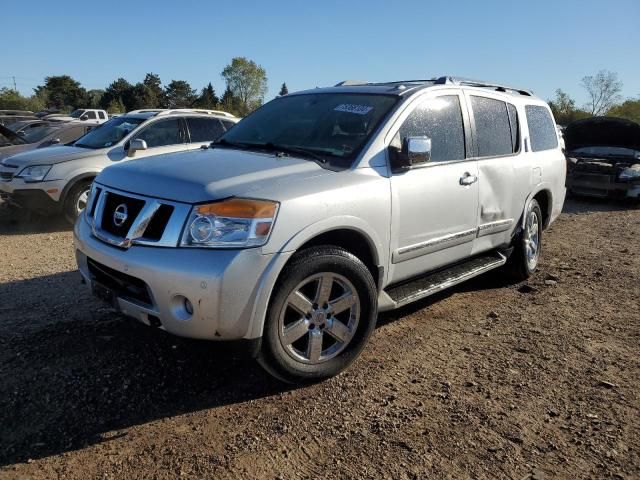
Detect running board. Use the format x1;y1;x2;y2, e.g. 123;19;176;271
384;251;507;309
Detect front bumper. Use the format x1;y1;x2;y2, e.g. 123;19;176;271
566;173;640;198
0;178;66;211
74;217;292;341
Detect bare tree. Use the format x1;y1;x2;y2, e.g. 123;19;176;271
581;70;623;116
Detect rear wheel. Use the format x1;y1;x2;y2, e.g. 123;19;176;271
63;180;93;224
505;199;542;281
258;246;378;384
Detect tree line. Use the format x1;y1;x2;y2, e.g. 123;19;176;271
548;70;639;125
0;57;288;118
2;64;638;125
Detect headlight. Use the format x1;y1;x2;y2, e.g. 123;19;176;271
619;166;640;180
181;198;279;248
16;165;52;183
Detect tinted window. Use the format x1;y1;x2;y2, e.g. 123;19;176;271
58;126;88;144
471;96;513;157
398;95;465;162
222;120;236;131
187;117;225;143
507;103;519;152
98;111;106;119
526;105;558;152
85;111;97;120
134;118;182;148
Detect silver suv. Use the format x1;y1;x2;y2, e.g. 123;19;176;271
0;109;237;222
74;77;566;383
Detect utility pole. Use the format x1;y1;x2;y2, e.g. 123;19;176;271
12;76;17;91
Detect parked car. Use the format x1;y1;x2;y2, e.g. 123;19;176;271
0;109;237;221
44;108;109;124
73;77;566;383
0;122;93;161
565;117;640;199
6;119;50;135
0;110;37;126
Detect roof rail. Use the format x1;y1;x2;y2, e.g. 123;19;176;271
127;109;164;114
334;80;369;87
156;108;236;118
433;76;533;96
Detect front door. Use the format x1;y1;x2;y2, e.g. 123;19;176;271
388;92;479;284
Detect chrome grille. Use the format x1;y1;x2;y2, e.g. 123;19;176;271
87;184;191;249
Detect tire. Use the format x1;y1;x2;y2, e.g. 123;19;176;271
258;246;378;384
63;180;93;224
505;199;542;281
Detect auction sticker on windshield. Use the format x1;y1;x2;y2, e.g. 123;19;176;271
334;104;373;115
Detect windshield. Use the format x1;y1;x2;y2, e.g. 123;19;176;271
74;116;145;149
22;125;59;143
573;146;640;159
69;109;85;118
219;93;398;165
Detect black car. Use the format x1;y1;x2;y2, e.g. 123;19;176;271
565;117;640;199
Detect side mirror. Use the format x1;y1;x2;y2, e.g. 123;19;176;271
127;138;148;157
80;114;89;121
390;136;432;170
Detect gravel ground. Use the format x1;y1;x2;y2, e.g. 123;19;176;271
0;198;638;480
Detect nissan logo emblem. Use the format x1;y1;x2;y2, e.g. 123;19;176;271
113;204;128;227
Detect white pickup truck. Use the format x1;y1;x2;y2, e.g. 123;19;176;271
44;109;108;125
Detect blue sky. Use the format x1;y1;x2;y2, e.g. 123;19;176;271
2;0;639;106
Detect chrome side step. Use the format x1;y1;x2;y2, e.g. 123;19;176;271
383;251;507;309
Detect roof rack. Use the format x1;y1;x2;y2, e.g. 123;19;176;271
127;108;235;118
433;76;533;96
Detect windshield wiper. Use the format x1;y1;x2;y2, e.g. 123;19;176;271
74;143;98;149
254;142;328;163
210;138;253;150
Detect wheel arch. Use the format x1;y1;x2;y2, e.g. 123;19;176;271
521;186;553;230
246;220;385;341
59;172;97;205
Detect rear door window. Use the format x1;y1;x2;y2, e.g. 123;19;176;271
397;95;466;162
525;105;558;152
470;96;514;157
186;117;225;143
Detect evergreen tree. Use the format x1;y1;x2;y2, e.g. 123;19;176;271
194;83;219;109
143;73;165;108
279;82;289;96
164;80;197;108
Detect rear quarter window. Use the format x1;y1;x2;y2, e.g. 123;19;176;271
525;105;558;152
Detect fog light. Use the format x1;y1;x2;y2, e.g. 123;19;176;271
184;298;194;315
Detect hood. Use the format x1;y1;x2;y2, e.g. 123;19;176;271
0;143;34;162
1;145;104;168
0;124;26;146
565;117;640;152
96;148;332;203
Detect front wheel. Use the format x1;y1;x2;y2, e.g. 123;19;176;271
505;198;542;281
63;180;93;224
258;246;378;384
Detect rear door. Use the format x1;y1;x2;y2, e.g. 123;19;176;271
388;91;479;284
465;92;527;253
184;117;227;150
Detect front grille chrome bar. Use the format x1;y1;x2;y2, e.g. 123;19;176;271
87;184;191;249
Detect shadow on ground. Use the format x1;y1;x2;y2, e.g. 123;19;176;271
0;204;70;235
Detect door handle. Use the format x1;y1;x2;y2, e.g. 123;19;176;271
459;172;478;186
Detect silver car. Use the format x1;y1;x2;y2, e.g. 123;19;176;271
74;77;566;383
0;109;237;222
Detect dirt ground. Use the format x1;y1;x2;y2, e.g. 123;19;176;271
0;198;638;480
